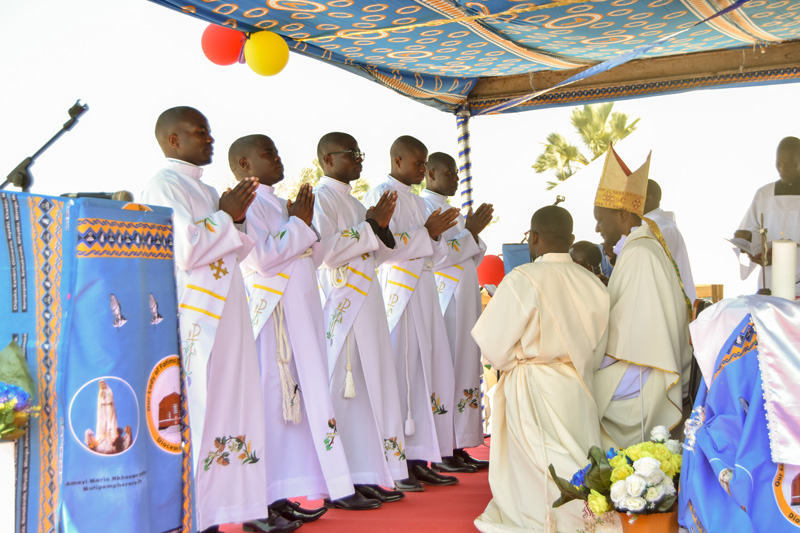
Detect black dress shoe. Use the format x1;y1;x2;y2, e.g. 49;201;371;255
324;491;382;510
394;477;425;492
411;464;459;486
243;509;303;533
433;455;478;473
271;499;327;523
454;448;489;470
355;484;406;502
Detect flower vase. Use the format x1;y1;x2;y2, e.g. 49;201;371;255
617;507;679;533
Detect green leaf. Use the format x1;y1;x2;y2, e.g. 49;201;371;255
549;464;588;508
584;446;613;494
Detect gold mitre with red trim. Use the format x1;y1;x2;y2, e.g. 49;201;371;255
594;144;651;216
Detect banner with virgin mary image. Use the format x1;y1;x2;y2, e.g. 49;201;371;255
0;192;188;533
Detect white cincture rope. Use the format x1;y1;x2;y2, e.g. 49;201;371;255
274;300;301;424
330;264;349;289
344;332;356;398
639;366;645;443
528;367;556;533
328;264;357;399
403;311;415;436
298;247;313;260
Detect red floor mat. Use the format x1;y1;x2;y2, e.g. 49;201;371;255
221;440;491;533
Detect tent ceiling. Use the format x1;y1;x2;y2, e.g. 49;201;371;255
149;0;800;114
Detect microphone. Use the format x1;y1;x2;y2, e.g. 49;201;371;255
60;190;134;202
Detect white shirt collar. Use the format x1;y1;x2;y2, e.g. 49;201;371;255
319;176;352;193
164;158;203;180
534;252;572;263
419;189;448;204
256;183;275;195
387;175;412;193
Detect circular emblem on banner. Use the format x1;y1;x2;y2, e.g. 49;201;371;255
145;356;182;454
68;376;139;457
773;463;800;527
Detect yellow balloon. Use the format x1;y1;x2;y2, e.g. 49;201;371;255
244;31;289;76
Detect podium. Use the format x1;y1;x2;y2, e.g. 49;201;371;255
0;192;189;532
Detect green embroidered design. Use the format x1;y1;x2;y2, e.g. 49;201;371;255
383;437;406;461
198;217;218;233
431;393;448;415
203;435;259;471
275;229;287;240
457;388;480;412
325;299;350;341
324;418;338;451
447;238;460;252
394;232;410;245
341;228;360;241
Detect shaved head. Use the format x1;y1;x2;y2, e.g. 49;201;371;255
644;179;662;213
531;206;573;247
390;135;428;185
317;132;356;162
776;136;800;184
570;240;602;273
229;134;268;172
778;136;800;153
390;135;427;160
154;106;213;165
155;106;202;149
427;152;456;170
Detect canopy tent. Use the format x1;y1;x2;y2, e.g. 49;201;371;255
149;0;800;115
148;0;800;208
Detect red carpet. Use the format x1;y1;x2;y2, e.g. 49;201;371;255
222;441;491;533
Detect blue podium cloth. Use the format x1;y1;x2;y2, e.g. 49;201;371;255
501;243;530;275
679;300;800;532
1;192;187;533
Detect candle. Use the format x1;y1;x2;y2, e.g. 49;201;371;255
771;239;797;300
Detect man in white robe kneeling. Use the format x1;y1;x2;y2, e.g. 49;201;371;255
472;206;612;533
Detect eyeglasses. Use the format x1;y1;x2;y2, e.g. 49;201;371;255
327;149;365;161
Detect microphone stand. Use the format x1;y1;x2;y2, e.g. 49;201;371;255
2;100;89;192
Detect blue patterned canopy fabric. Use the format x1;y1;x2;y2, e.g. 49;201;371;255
148;0;800;113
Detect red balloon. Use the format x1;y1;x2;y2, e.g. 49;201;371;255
201;24;246;66
477;254;505;288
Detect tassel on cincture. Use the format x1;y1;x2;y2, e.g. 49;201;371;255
544;511;555;533
343;332;356;399
404;417;416;436
344;368;356;398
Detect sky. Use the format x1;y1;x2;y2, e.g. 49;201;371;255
2;0;799;298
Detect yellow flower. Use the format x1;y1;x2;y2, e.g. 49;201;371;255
588;490;610;516
610;464;635;482
670;454;682;474
625;444;643;461
609;454;629;469
653;443;672;463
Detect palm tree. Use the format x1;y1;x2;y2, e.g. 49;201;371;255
533;103;640;189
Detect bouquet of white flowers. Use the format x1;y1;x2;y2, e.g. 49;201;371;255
550;425;682;526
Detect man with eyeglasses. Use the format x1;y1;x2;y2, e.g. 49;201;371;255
312;132;410;509
363;136;461;492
